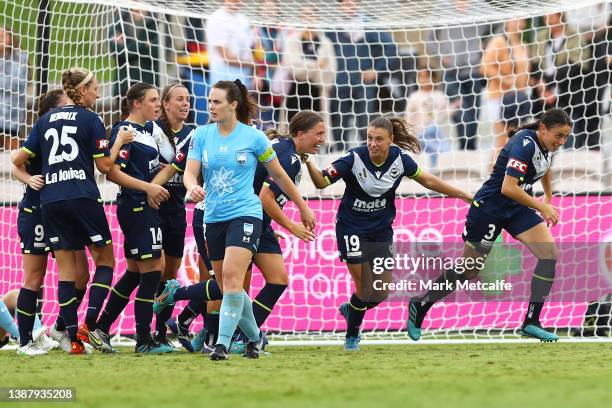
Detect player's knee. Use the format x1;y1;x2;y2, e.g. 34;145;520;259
23;271;44;290
222;271;244;292
537;244;559;261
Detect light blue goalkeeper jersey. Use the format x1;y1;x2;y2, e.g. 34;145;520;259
187;121;276;223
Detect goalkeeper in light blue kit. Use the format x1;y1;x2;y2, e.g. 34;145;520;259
408;109;571;342
183;79;315;360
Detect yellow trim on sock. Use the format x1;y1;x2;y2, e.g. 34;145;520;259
134;297;155;303
253;299;272;313
16;307;36;317
91;283;111;290
533;273;554;282
349;301;367;311
59;297;77;307
111;287;130;300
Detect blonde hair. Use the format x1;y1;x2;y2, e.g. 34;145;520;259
61;67;94;107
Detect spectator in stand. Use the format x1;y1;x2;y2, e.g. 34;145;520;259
481;18;531;161
254;0;284;129
530;12;591;149
566;3;610;150
110;9;159;97
180;16;209;125
283;5;336;123
0;26;28;150
426;0;490;150
206;0;257;89
404;67;450;167
326;0;399;151
426;0;489;151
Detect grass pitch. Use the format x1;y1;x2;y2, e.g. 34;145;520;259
2;343;611;408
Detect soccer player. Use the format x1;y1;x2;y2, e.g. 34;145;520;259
407;109;570;342
0;289;57;354
183;79;315;360
155;111;325;353
305;116;473;351
132;82;195;348
11;68;119;354
95;83;173;354
11;89;132;354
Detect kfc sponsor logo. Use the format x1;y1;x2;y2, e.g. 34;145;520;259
97;139;109;150
507;158;527;174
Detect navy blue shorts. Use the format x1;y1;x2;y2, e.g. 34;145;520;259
256;224;282;255
42;198;112;251
336;223;394;264
205;216;262;261
17;207;50;255
192;206;212;271
159;208;187;258
462;203;543;253
117;198;162;260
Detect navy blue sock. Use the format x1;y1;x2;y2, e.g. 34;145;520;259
525;259;557;325
177;300;204;330
155;281;173;340
253;283;287;328
346;293;367;338
97;270;140;334
134;271;161;339
418;268;468;314
16;288;38;346
85;265;114;329
58;281;78;342
205;312;219;348
174;279;223;302
55;288;86;331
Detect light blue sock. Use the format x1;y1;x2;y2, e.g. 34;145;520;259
217;292;244;348
33;315;42;332
238;290;260;342
0;300;19;339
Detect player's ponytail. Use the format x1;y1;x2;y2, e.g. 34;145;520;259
509;109;571;138
121;82;157;120
159;82;187;150
61;67;94;108
37;89;65;117
212;79;258;125
264;111;323;141
370;117;421;154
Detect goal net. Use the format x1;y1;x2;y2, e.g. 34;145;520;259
1;0;611;344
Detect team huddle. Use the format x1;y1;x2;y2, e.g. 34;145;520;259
0;66;571;359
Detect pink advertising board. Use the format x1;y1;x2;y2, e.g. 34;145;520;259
1;196;611;334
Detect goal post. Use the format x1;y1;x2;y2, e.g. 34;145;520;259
0;0;610;344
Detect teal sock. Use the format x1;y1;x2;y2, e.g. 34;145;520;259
0;300;19;339
217;292;243;348
238;290;260;342
33;315;42;332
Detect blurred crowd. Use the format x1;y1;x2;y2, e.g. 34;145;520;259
2;0;612;156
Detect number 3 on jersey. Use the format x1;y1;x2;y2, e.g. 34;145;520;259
44;126;79;164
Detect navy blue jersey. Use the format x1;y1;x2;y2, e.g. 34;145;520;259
253;137;302;228
22;105;109;206
111;120;161;202
156;122;194;212
474;129;551;216
17;148;43;210
322;145;421;232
